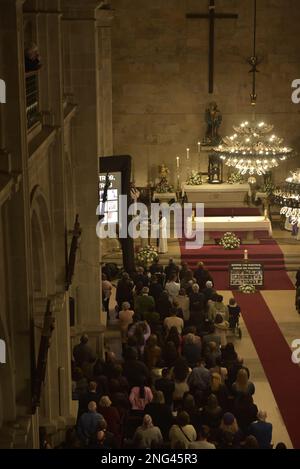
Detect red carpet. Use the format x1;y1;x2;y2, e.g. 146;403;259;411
205;270;294;291
234;291;300;449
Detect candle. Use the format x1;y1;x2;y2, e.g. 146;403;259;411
176;156;180;169
244;249;248;261
198;142;201;154
187;148;190;161
264;208;268;220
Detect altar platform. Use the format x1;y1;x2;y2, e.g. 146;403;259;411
187;215;272;241
182;183;250;207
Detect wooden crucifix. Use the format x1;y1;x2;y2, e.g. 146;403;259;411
186;0;238;94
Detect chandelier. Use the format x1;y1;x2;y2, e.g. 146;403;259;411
272;170;300;224
214;120;293;175
213;0;294;175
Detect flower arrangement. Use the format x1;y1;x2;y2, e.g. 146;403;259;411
239;284;256;294
155;164;174;193
227;172;245;185
219;232;241;250
136;246;158;267
186;170;202;186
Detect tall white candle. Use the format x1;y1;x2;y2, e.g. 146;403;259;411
176;156;180;169
186;148;190;161
198;142;201;154
244;249;248;261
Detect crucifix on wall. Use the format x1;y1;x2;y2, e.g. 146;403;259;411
186;0;239;94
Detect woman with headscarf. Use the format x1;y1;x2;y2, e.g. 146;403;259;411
132;414;163;449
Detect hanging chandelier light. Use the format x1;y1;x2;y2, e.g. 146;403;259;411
213;0;294;175
273;170;300;224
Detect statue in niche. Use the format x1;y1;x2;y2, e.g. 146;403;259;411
203;101;222;146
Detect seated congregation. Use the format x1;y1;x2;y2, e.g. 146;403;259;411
65;259;286;450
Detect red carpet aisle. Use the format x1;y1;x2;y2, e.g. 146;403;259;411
179;240;294;290
234;291;300;449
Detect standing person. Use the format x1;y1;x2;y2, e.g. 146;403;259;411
73;334;96;368
118;302;134;345
165;258;179;282
248;411;273;449
169;412;197;449
149;275;163;308
129;381;153;411
116;272;134;310
155;368;175;407
194;262;213;290
102;273;113;320
77;401;104;446
134;287;155;318
158;214;168;254
228;298;241;329
175;288;190;322
189;426;216;450
164;310;184;335
132;414;163;449
214;314;229;347
165;275;180;302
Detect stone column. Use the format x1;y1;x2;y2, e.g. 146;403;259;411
97;8;114;156
62;1;105;337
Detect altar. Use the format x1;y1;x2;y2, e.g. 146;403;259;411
182;183;251;208
187;215;272;241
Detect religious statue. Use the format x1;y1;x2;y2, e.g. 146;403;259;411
155;164;174;194
204;101;222;145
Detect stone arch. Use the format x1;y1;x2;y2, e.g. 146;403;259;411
30;186;54;297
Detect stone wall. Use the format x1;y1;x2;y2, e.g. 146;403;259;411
111;0;300;186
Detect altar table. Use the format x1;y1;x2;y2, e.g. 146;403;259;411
182;183;251;208
187;216;272;241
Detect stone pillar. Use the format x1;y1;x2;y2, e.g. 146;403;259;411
0;0;33;422
62;1;104;334
97;8;114;156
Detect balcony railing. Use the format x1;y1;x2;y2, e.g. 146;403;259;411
26;71;40;130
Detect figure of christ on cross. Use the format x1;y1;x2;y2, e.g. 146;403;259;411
186;0;238;94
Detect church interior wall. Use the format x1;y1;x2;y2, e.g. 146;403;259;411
111;0;300;187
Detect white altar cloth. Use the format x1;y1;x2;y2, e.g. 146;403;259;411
187;216;272;240
182;183;250;207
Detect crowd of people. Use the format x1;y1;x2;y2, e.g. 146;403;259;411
65;259;287;450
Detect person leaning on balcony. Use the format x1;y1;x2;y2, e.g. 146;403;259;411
25;42;42;72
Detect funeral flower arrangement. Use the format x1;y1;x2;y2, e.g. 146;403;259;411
155;164;174;193
227;172;245;185
186;170;202;186
136;246;159;267
239;284;256;294
219;232;241;250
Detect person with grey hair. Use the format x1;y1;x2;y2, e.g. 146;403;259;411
248;410;273;449
203;280;216;303
189;283;206;314
133;414;163;449
135;286;155;317
77;401;104;446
